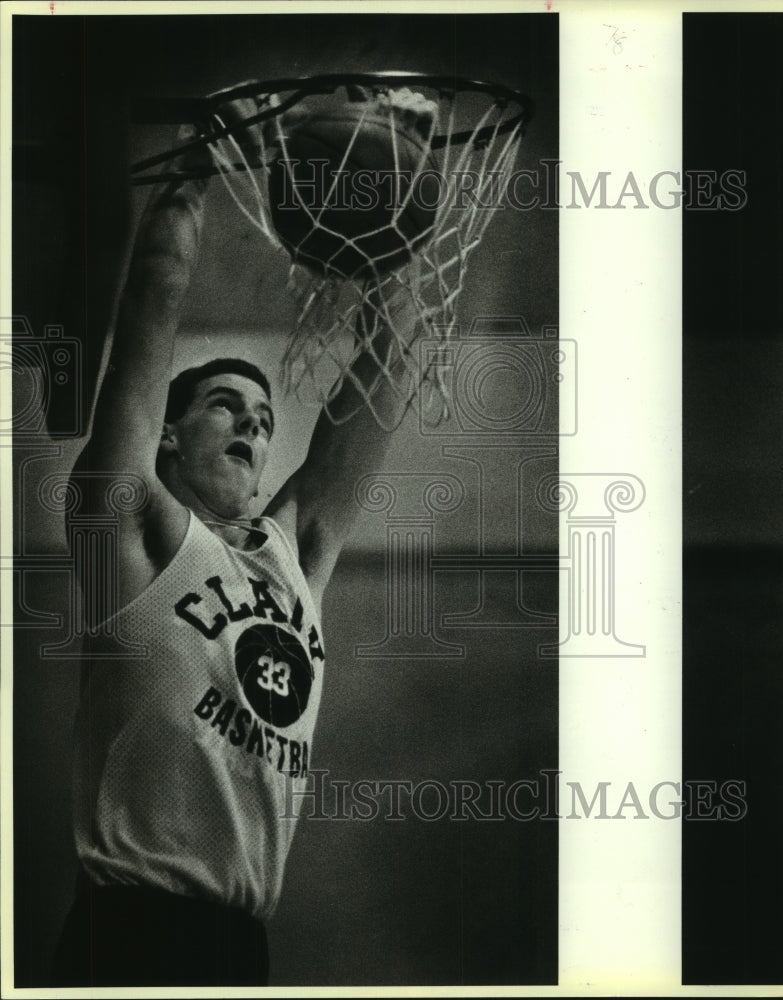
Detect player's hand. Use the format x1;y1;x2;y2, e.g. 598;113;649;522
206;83;280;166
169;121;214;182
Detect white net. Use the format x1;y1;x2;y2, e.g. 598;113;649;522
206;82;524;430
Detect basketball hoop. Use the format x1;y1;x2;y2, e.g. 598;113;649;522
131;73;533;430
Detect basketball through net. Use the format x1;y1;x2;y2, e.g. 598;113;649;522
132;73;533;429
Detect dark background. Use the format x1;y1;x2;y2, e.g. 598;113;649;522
11;13;559;987
683;13;783;984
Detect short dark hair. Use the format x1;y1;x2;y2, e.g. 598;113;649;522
164;358;272;424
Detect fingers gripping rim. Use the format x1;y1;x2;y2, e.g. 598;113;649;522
130;72;533;179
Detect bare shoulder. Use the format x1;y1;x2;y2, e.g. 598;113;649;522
68;447;190;616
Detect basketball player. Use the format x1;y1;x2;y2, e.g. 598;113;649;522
51;90;434;986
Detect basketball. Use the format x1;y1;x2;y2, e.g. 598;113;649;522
267;99;439;279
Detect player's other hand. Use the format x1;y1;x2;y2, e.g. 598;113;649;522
345;83;438;141
382;87;438;141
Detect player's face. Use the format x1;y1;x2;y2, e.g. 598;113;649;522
168;374;273;517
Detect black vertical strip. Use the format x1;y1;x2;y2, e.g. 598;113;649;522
683;13;783;985
12;15;130;439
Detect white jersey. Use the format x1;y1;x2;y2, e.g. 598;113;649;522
72;511;325;921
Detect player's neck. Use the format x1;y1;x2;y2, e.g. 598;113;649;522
186;495;262;550
200;514;265;550
158;468;263;550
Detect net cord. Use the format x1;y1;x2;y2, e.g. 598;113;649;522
207;91;523;431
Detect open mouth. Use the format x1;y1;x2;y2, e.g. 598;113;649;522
225;441;254;466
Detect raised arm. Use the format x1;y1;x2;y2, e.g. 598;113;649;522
70;123;212;604
86;149;208;476
265;273;423;605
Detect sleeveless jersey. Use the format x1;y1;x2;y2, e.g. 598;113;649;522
72;512;325;922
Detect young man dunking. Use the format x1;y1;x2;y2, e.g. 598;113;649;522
52;90;432;987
